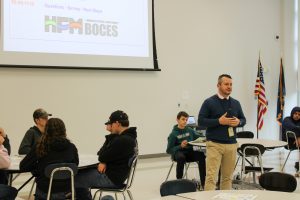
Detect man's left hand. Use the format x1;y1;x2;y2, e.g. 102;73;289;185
229;117;240;127
98;163;107;173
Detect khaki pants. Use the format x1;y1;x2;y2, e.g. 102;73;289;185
204;141;237;190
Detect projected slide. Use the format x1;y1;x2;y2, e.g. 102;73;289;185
3;0;149;57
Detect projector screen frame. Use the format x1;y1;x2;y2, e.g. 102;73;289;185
0;0;160;72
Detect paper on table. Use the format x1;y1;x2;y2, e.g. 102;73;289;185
189;137;206;144
212;193;257;200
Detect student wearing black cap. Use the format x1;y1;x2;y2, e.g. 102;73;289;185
75;110;137;200
18;108;52;155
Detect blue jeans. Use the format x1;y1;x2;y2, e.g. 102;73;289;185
75;169;116;200
35;187;69;200
0;184;18;200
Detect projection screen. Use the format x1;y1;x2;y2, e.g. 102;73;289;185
0;0;159;71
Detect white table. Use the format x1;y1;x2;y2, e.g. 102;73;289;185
188;138;287;184
177;190;300;200
6;154;98;191
8;154;99;172
237;138;287;148
149;195;185;200
189;138;287;148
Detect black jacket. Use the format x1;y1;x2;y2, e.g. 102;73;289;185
20;138;79;193
97;127;137;186
18;126;42;155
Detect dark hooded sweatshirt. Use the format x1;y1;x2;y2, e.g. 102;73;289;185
20;138;79;193
166;125;200;157
97;127;137;186
19;126;42;155
282;106;300;141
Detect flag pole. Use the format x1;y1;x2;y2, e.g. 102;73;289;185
257;52;260;139
256;101;259;139
255;51;267;139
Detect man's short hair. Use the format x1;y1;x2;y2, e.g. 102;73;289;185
218;74;232;84
177;111;189;119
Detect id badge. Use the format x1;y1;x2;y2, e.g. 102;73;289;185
228;127;234;137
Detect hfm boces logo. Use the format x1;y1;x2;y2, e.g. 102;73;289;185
45;16;118;37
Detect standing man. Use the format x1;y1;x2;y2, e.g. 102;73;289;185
198;74;246;190
18;108;52;155
166;111;206;187
75;110;137;200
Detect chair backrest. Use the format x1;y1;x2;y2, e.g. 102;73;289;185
236;131;254;138
45;163;78;180
285;131;298;150
259;172;297;192
160;179;197;197
241;143;265;157
45;163;78;200
123;155;138;190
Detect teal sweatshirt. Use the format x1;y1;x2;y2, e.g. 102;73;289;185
166;125;200;156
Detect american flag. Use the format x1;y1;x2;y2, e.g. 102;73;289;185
254;58;267;130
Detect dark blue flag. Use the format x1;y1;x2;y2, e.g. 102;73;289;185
276;58;286;125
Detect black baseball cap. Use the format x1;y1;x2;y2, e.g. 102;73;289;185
33;108;52;119
104;110;128;125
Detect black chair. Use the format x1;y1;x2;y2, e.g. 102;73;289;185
44;163;78;200
234;131;254;170
281;131;300;172
237;131;255;139
92;155;138;200
160;179;197;197
240;143;272;183
259;172;297;192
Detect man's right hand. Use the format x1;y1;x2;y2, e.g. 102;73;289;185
219;112;234;126
181;140;188;148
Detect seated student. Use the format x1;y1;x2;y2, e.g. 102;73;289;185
20;118;79;200
0;127;11;155
18;108;52;155
0;127;11;185
282;106;300;171
0;134;18;200
282;106;300;144
166;111;206;186
75;110;137;200
0;134;10;172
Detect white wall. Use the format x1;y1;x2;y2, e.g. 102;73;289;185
283;0;298;126
0;0;296;155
